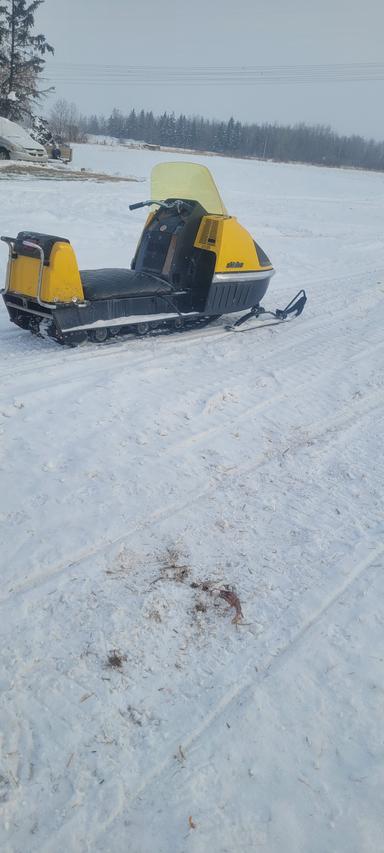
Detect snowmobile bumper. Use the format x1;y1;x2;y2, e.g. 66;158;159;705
205;269;274;313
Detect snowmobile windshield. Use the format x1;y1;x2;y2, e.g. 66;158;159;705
151;162;227;216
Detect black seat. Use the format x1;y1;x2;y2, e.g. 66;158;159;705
80;268;173;301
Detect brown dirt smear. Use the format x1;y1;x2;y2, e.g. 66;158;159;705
105;650;127;670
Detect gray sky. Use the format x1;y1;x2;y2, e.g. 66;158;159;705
37;0;384;140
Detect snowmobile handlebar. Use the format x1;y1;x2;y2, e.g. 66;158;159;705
129;199;193;213
129;201;151;210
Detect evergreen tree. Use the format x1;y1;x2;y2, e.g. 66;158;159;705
176;114;187;148
126;108;137;140
136;109;147;141
158;112;169;145
108;107;124;139
0;0;53;120
226;117;235;152
166;111;176;146
28;112;53;144
0;4;7;49
144;110;156;144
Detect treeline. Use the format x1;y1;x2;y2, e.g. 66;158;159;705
52;101;384;171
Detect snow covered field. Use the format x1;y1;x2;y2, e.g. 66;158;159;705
1;144;384;852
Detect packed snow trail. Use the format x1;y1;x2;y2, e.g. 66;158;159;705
0;145;384;852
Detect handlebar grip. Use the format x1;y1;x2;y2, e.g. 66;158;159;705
129;201;146;210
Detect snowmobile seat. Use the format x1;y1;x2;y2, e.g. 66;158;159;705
80;268;174;301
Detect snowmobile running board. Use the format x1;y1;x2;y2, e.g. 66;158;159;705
227;289;307;332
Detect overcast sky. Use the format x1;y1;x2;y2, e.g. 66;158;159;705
37;0;384;140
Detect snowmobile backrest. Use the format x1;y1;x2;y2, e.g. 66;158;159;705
13;231;70;265
7;231;84;303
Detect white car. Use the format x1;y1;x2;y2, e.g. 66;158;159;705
0;117;48;162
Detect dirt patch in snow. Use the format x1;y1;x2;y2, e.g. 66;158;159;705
0;162;141;182
105;650;127;670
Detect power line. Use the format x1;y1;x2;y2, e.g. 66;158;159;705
41;61;384;87
48;61;384;71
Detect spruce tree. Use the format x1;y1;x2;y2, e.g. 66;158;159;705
0;0;53;121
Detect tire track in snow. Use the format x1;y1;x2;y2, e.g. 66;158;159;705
1;384;383;612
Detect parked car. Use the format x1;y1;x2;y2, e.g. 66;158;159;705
0;117;48;162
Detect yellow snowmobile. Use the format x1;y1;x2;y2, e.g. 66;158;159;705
1;162;306;345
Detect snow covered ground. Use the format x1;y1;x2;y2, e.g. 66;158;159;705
1;144;384;852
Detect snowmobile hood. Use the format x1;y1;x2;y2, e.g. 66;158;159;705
151;162;228;216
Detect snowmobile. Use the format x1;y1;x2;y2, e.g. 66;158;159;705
1;162;306;345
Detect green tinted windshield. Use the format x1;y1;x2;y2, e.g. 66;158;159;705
151;162;227;215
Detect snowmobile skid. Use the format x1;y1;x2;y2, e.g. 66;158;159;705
1;162;306;346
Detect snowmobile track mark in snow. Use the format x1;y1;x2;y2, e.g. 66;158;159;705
164;348;384;458
1;386;383;612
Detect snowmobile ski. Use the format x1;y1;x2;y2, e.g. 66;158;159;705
226;289;307;332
